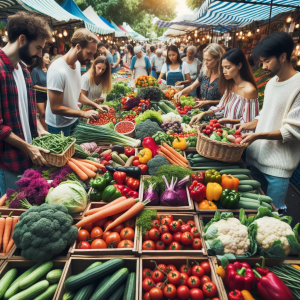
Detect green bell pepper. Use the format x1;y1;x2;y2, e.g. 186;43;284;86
103;171;113;185
91;176;106;191
220;188;240;209
102;186;122;202
205;169;222;184
90;189;103;202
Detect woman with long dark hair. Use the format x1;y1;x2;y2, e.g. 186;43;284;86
190;48;259;128
158;45;191;87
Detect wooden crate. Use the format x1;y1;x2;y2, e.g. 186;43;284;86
0;259;68;300
139;256;224;300
139;175;194;211
0;207;26;216
138;212;207;256
56;256;139;300
0;260;3;268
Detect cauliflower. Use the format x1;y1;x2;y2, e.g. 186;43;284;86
181;123;197;134
161;112;181;123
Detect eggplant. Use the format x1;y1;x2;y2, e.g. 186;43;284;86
116;166;141;179
105;165;116;173
111;145;125;154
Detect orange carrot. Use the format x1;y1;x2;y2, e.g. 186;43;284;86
5;239;14;254
0;194;7;206
2;212;13;253
0;215;5;251
5;217;18;254
157;151;178;165
70;158;96;178
75;198;139;228
76;161;98;172
85;196;127;216
75;159;105;169
162;142;188;164
67;161;88;181
159;147;187;167
104;199;150;232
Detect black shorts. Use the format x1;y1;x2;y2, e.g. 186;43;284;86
36;92;47;103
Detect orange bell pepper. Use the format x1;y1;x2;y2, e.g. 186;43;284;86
199;200;217;209
221;174;239;191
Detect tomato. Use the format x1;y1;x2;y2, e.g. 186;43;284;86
82;222;94;232
148;228;160;241
109;212;123;221
202;282;217;298
151;270;164;283
192;238;202;250
200;275;211;288
159;225;169;234
161;233;173;244
187;276;201;289
168;270;181;285
105;232;121;248
163;284;177;299
180;273;189;285
155;240;165;250
152;219;160;229
169;220;180;233
124;218;135;229
166;264;177;273
156;282;165;289
181;232;193;245
168;241;181;250
91;239;107;249
90;227;103;239
177;285;190;300
192;265;205;279
142;240;155;250
183;245;192;250
200;262;211;275
78;229;90;241
161;217;172;226
103;231;112;242
142;278;155;292
157;264;167;273
177;219;185;226
180;263;192;276
142;268;152;279
180;224;191;233
235;129;241;135
104;220;113;230
190;288;204;300
143;292;151;300
186;220;196;228
149;287;163;300
173;232;183;243
77;241;91;249
118;240;134;248
143;231;150;241
190;227;200;238
132;160;140;167
120;227;135;241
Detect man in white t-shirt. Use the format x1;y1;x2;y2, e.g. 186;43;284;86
150;49;164;78
46;29;108;136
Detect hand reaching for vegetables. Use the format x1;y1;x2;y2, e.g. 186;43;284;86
93;97;105;104
174;91;182;101
27;145;51;167
194;100;211;109
235;119;258;132
241;132;259;146
189;112;206;126
83;110;99;120
96;104;110;112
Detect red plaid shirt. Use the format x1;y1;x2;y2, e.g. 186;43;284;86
0;50;37;173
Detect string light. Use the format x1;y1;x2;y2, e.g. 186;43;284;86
207;35;209;39
296;45;299;50
296;24;300;29
240;31;243;35
297;60;300;66
236;32;238;36
229;37;232;40
63;30;68;37
5;31;7;36
197;39;199;42
286;17;292;23
257;28;260;32
248;31;252;36
242;36;245;39
58;33;62;38
202;37;205;41
52;37;55;43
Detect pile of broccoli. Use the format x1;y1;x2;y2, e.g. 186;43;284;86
147;155;170;175
135;119;164;141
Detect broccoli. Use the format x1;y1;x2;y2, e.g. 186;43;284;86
135;119;164;141
147;155;170;175
13;203;78;262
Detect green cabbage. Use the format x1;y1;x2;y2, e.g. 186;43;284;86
46;181;87;214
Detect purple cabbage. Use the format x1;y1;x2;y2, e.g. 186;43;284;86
175;176;189;206
143;183;159;206
160;176;180;206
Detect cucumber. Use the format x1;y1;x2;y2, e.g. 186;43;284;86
65;258;124;291
238;185;254;192
10;280;49;300
233;174;250;180
238;198;272;211
187;153;194;159
123;272;136;300
158;101;179;115
46;269;62;284
95;275;112;291
108;284;126;300
239;180;261;189
90;268;129;300
111;153;125;166
191;162;239;168
86;262;103;270
160;100;176;110
33;283;57;300
193;154;202;158
19;261;53;290
74;283;96;300
0;268;17;299
240;192;272;203
190;157;220;163
62;291;76;300
220;168;251;175
192;166;240;171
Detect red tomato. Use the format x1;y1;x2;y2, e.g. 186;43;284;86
77;241;91;249
177;219;185;226
90;227;103;239
166;265;177;273
82;222;94;232
180;224;191;233
200;275;211;288
163;284;177;299
173;232;183;243
187;276;201;289
142;240;155;250
111;223;124;233
124;218;135;229
91;239;107;249
149;228;160;241
190;227;200;238
192;265;205;279
236;129;241;135
192;238;202;250
142;278;155;292
155;240;165;250
142;268;152;279
78;229;90;241
161;217;172;226
104;220;113;230
151;270;164;283
168;270;181;285
149;287;163;300
102;231;112;242
156;282;165;290
161;233;173;244
143;292;151;300
105;232;121;248
143;231;150;241
190;288;204;300
177;285;190;300
202;282;217;298
168;241;181;250
186;220;196;228
235;137;243;144
152;219;160;229
120;227;135;241
169;220;180;233
180;273;189;285
157;264;167;273
109;212;123;221
200;262;211;275
159;225;169;234
117;240;134;248
180;263;192;276
181;232;193;245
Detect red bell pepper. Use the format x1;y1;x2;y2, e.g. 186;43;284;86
191;172;205;184
253;269;293;300
113;171;127;184
121;187;132;198
142;136;159;156
127;177;140;191
224;262;255;292
112;184;125;192
128;190;139;198
138;164;148;175
255;256;269;276
125;147;135;157
228;290;244;300
188;181;206;203
102;154;112;161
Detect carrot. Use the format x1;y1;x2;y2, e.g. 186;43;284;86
0;194;7;206
69;158;96;178
157;151;178;165
75;159;105;169
0;215;5;251
5;239;14;254
75;161;98;172
159;147;188;167
104;199;150;233
162;142;188;164
5;217;18;254
67;161;88;181
85;196;127;216
75;198;139;228
2;212;13;253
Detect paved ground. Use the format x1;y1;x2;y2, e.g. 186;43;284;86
285;184;300;228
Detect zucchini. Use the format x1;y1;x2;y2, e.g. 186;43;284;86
187;153;193;159
238;185;254;192
192;166;240;171
191;162;239;168
158;101;179;115
0;268;17;299
190;157;217;163
109;284;126;300
238;198;272;211
233;174;250;180
193;154;202;158
239;180;261;189
65;258;124;291
19;261;53;290
46;269;62;284
111;153;125;166
10;280;49;300
119;154;128;162
123;272;136;300
220;168;251;175
33;283;57;300
240;192;272;203
90;268;129;300
74;283;96;300
62;291;76;300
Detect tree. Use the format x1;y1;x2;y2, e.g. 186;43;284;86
186;0;205;10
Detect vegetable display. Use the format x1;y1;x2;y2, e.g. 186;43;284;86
0;212;18;256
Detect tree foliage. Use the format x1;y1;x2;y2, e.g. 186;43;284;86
186;0;205;10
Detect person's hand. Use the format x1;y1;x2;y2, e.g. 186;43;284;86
175;81;182;86
194;100;210;109
96;104;109;112
27;145;51;167
218;118;231;125
174;91;183;101
235;120;258;132
93;98;104;104
240;133;260;146
83;110;99;120
189;112;206;126
37;129;50;137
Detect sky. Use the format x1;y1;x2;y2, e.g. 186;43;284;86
175;0;193;17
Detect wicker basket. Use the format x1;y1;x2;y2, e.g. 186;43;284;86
41;139;76;167
196;125;246;162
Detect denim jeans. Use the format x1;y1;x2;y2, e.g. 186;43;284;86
250;165;289;209
47;119;79;137
0;168;20;197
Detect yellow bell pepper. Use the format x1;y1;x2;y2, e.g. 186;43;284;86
241;290;255;300
138;148;152;164
206;182;222;201
172;137;187;150
216;265;226;279
291;264;300;271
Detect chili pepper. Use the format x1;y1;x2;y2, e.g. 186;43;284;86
102;186;122;202
191;172;205;184
241;290;255;300
128;190;139;198
255;256;269;276
113;171;127;184
90;190;103;202
172;137;187;150
138;148;152;164
142;137;159;156
188;181;206;203
90;176;107;191
221;174;239;191
205;169;221;184
206;182;223;201
228;290;244;300
103;171;113;185
220;188;240;209
125;146;135;157
127;177;140;191
253;269;293;300
138;164;148;175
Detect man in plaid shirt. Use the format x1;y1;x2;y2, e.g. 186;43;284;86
0;12;53;196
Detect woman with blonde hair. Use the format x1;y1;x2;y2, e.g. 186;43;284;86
174;43;225;109
81;56;112;103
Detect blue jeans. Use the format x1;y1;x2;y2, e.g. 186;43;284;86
47;119;79;136
0;168;20;197
250;165;289;209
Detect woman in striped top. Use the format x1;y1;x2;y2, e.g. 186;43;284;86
190;48;259;128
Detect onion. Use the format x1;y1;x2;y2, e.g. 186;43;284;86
175;176;189;206
80;142;98;153
160;176;180;206
143;183;159;206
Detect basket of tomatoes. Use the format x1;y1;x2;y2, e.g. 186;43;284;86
88;107;116;125
115;121;136;137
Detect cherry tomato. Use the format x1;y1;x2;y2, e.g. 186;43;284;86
192;238;202;250
156;282;165;290
159;225;169;234
163;284;177;299
120;227;135;241
142;240;155;250
142;278;155;292
177;219;185;226
118;240;134;248
187;276;201;289
105;232;121;248
102;231;112;242
168;270;181;285
192;265;205;278
180;273;189;285
177;285;190;300
169;220;180;233
166;264;177;273
202;282;217;298
157;264;167;273
168;241;181;250
143;292;151;300
181;232;193;245
152;219;161;229
173;232;183;243
186;220;196;228
200;262;211;275
91;239;107;249
143;231;150;241
200;275;211;288
149;287;163;300
161;217;172;226
190;288;204;300
149;228;160;241
90;227;103;239
142;268;152;279
124;218;135;229
82;222;94;232
78;229;90;241
190;227;200;238
180;263;192;276
151;269;164;283
77;241;91;249
161;233;173;244
180;224;191;233
155;240;165;250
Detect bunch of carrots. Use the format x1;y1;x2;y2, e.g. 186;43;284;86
67;158;105;181
158;142;188;168
0;211;19;256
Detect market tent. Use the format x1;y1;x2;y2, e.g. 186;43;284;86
136;34;149;42
119;25;131;36
100;17;127;37
61;0;93;24
122;23;140;37
100;16;114;30
110;20;130;37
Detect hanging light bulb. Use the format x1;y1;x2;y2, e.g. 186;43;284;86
58;33;62;38
257;28;260;32
207;35;209;39
242;36;245;39
229;36;232;40
286;16;292;23
248;31;251;36
194;33;197;37
197;39;199;42
236;32;238;36
296;24;299;28
296;45;299;50
297;60;300;66
240;31;243;35
52;37;55;43
5;30;7;36
202;37;205;41
63;30;68;37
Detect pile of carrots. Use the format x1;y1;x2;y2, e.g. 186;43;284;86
0;194;7;207
0;212;19;256
158;142;188;168
67;158;105;181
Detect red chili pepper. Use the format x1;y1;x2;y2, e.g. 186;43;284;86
191;172;205;184
255;256;269;276
113;171;127;184
228;290;244;300
188;181;206;203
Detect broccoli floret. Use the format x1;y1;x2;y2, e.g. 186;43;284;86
135;119;164;141
147;155;170;175
13;203;78;262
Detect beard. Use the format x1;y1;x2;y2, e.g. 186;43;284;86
19;43;39;65
77;50;90;65
263;61;282;78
